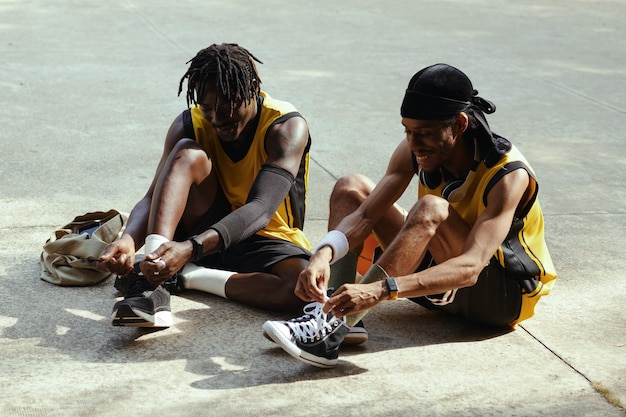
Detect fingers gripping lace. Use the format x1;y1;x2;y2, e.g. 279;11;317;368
286;302;335;343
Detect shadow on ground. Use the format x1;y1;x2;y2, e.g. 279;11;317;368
1;259;512;391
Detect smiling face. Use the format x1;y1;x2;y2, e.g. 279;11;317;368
402;112;469;174
402;118;456;172
198;82;258;142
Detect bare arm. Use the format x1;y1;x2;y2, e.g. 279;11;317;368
395;168;530;297
297;139;415;302
315;139;415;265
264;115;311;178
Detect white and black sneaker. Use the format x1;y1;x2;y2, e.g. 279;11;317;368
111;273;172;328
263;318;367;346
263;302;349;368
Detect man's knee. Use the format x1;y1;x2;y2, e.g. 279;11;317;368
331;174;373;205
168;139;214;182
406;194;449;230
170;138;208;165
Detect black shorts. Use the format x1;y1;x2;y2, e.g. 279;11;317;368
174;185;311;273
196;234;311;273
410;254;522;327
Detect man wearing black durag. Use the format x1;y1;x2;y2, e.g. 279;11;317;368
263;63;557;368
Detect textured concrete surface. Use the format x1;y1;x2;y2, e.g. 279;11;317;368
1;0;624;416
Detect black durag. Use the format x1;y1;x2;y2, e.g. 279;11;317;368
400;63;511;167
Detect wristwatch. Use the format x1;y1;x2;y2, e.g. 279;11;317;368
385;277;399;300
189;235;203;261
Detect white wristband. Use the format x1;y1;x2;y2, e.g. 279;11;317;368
145;233;169;254
314;230;349;264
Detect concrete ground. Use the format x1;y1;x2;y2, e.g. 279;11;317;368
1;0;624;416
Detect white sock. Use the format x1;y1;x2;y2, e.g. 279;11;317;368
181;263;235;299
145;233;169;254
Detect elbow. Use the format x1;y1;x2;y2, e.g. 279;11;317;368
247;213;273;236
259;212;273;229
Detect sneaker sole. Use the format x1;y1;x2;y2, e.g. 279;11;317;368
341;329;368;346
262;321;337;368
262;328;368;346
111;304;173;328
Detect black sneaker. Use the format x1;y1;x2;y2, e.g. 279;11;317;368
111;274;172;328
162;272;186;295
113;258;144;296
262;302;349;368
263;318;367;346
116;259;186;296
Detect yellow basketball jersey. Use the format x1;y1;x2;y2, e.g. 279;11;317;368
186;91;311;251
418;145;556;323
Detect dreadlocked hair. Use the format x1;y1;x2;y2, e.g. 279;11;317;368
178;43;263;111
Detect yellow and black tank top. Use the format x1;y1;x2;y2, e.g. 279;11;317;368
182;91;311;251
415;144;557;321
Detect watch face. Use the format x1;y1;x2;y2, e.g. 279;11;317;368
386;277;398;293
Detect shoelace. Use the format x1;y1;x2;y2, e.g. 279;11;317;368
126;274;157;298
286;302;337;343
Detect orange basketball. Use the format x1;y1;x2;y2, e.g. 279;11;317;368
357;234;379;275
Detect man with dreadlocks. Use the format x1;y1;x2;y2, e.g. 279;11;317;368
263;63;557;368
99;43;314;328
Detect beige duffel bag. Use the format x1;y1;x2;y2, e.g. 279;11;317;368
40;209;127;286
